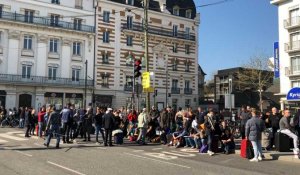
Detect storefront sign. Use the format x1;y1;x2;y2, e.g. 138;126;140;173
274;42;280;78
287;87;300;100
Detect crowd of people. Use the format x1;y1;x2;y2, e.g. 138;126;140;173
1;104;300;161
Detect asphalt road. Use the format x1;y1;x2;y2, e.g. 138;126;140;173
0;127;300;175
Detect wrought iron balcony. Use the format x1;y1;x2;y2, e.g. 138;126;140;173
121;22;196;41
171;87;180;94
0;74;93;88
184;88;193;95
284;17;300;29
284;41;300;53
124;84;133;91
0;11;95;33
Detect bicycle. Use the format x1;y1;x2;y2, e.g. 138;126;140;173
1;116;19;128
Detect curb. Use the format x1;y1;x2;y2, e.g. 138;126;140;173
235;150;300;163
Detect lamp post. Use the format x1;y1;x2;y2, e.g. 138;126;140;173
228;78;232;112
84;60;88;108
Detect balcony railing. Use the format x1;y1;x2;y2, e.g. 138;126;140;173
0;74;93;87
121;22;196;41
184;88;193;95
0;11;95;33
284;17;300;29
171;87;180;94
285;41;300;53
124;84;133;91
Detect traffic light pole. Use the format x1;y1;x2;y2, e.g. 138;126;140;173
144;0;150;113
132;62;135;111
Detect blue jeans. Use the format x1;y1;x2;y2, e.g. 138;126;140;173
251;140;262;159
185;137;195;147
95;124;105;142
45;125;61;146
19;118;24;128
38;122;43;137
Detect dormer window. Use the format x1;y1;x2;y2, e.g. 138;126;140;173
186;10;192;19
173;6;179;16
127;0;134;6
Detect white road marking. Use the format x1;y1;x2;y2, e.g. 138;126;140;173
152;148;163;150
162;151;196;157
6;131;24;134
0;138;8;143
143;152;178;160
132;150;144;152
0;134;28;141
47;161;86;175
97;147;107;150
15;151;33;157
17;134;39;139
124;153;191;169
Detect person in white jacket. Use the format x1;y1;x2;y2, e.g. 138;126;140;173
137;108;148;144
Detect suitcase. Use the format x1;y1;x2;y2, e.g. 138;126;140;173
114;133;123;144
275;132;291;152
129;135;137;142
240;139;254;159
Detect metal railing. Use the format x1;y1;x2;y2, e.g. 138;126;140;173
121;22;196;41
284;16;300;28
171;87;180;94
0;74;93;87
184;88;193;94
0;11;94;33
124;84;133;91
285;41;300;52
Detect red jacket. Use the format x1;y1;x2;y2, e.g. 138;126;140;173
128;113;137;122
38;111;46;122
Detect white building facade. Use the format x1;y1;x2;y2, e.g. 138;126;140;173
0;0;95;110
271;0;300;110
94;0;200;110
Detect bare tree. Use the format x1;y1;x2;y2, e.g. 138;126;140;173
238;54;274;112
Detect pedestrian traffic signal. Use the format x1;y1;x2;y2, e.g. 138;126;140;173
134;59;142;78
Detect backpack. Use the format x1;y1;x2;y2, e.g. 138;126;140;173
199;144;208;153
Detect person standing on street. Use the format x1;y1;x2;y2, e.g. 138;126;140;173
37;106;46;138
204;108;216;156
240;106;251;139
83;107;93;142
137;108;148;144
102;108;115;146
266;107;281;150
61;104;73;144
24;107;32;137
279;110;299;159
245;108;265;162
94;107;105;144
44;105;61;149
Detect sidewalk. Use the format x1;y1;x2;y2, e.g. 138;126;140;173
235;149;300;163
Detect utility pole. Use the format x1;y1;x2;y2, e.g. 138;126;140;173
143;0;150;113
84;60;88;108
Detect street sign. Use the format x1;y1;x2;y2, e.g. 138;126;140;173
287;87;300;101
142;72;150;88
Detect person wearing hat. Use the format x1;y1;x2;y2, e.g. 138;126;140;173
137;108;148;144
102;108;115;146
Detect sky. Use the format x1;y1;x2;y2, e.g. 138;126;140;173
195;0;278;79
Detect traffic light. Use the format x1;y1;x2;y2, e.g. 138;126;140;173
155;90;158;96
134;59;142;78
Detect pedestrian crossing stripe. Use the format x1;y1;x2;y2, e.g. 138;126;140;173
0;138;8;143
0;133;28;141
16;134;39;139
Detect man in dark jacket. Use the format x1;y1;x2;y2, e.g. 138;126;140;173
204;109;217;156
266;107;281;150
102;108;115;146
44;105;61;149
160;108;170;144
240;106;251;139
60;104;73;143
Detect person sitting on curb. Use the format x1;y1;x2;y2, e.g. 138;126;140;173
279;109;299;159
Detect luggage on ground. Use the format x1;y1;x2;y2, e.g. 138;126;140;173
114;133;123;144
275;132;291;152
240;139;254;159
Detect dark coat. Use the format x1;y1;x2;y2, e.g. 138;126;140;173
102;112;115;130
160;111;170;129
245;117;265;141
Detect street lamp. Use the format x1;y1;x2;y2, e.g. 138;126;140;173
228;78;232;112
